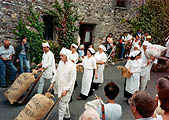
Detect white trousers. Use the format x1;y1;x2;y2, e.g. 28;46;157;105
58;90;72;120
125;72;140;94
81;69;93;96
93;64;104;84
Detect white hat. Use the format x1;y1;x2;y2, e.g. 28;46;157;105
42;42;50;48
99;45;106;51
71;43;78;49
60;47;71;57
129;50;141;57
147;35;152;39
80;44;84;49
88;48;95;54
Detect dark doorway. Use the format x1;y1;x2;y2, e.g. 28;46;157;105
79;23;96;54
42;15;54;40
116;0;130;7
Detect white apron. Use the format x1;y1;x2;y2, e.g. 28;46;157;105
126;72;140;94
81;69;93;96
93;64;105;83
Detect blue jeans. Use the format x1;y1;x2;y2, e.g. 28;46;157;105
19;54;30;73
0;59;17;86
120;44;125;59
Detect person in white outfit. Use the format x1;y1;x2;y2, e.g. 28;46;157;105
69;43;79;64
165;36;169;58
77;48;97;100
37;42;56;94
92;45;107;90
50;47;76;120
124;50;142;99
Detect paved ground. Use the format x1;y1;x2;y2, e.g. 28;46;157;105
0;61;168;120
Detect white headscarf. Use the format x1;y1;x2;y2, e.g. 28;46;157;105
99;45;106;51
60;47;71;57
88;48;95;54
71;43;78;49
42;42;50;48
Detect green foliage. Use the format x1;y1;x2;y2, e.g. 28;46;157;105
46;0;79;62
128;0;169;45
13;6;45;64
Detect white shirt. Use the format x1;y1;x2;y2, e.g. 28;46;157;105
94;52;107;63
165;39;169;57
0;45;15;59
53;60;76;97
125;59;142;73
125;34;133;42
42;50;56;79
69;52;79;64
98;103;122;120
82;56;97;70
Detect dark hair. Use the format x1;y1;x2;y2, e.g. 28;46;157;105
157;77;169;90
131;91;157;118
158;88;169;112
104;82;119;100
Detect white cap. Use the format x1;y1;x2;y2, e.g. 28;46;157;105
80;44;84;49
88;48;95;54
71;43;78;49
42;42;50;48
129;50;141;57
147;35;152;39
60;47;71;57
99;45;106;51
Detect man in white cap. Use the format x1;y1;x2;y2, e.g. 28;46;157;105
92;45;107;90
50;47;76;120
37;42;56;94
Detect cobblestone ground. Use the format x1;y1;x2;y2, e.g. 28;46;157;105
0;61;168;120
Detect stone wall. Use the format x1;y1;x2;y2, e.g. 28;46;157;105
0;0;144;47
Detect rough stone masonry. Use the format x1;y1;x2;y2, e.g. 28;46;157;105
0;0;143;47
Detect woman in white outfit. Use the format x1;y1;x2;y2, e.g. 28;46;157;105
70;43;79;64
124;50;142;99
92;45;107;90
77;48;97;100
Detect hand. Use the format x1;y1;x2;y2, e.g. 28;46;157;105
95;73;98;79
1;57;7;61
9;55;12;60
38;68;44;72
61;90;68;96
37;63;42;67
48;83;54;91
16;59;19;62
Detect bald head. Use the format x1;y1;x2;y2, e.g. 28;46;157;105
4;40;10;49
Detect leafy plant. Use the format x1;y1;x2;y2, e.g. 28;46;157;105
128;0;169;45
46;0;79;62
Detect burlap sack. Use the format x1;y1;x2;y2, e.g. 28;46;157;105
4;73;35;104
147;44;167;58
117;66;131;78
15;93;54;120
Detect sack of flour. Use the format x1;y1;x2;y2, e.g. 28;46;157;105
4;73;35;104
117;66;131;78
146;44;167;58
15;93;54;120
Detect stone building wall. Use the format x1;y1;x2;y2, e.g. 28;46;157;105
0;0;144;47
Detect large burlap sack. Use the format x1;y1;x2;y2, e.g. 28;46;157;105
15;93;54;120
117;66;131;78
4;73;35;104
146;44;167;58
